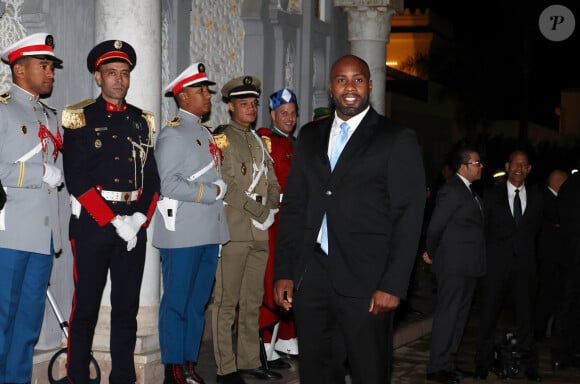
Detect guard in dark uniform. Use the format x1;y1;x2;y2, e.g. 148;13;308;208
62;40;160;384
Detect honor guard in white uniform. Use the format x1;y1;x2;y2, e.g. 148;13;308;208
0;32;64;384
62;40;160;384
211;76;281;384
153;62;230;384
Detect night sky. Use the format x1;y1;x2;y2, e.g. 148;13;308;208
410;0;580;130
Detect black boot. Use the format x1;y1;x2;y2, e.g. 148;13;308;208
164;364;188;384
183;361;205;384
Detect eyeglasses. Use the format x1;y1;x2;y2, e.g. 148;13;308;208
465;161;483;167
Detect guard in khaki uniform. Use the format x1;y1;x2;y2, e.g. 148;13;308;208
62;40;160;384
0;32;64;384
211;76;281;384
154;62;230;384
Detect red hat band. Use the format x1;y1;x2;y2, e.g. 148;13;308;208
94;50;133;71
172;72;207;95
7;44;54;64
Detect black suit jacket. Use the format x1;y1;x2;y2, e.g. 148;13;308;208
426;174;486;277
0;179;5;210
483;182;543;277
273;108;425;299
537;186;565;265
557;174;580;266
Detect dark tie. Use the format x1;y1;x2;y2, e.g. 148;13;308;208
513;189;522;224
321;122;350;254
470;184;482;211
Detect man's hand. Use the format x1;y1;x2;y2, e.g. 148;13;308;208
274;279;294;311
368;290;400;315
111;213;146;242
126;236;137;251
213;179;227;200
251;208;278;230
42;163;63;188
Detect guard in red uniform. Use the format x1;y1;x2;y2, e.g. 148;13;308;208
257;88;299;368
62;40;160;384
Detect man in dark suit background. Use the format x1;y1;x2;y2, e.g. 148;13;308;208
272;54;425;384
534;168;568;339
550;168;580;370
474;149;543;381
423;146;486;384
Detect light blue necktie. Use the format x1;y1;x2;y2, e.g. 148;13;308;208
321;122;350;254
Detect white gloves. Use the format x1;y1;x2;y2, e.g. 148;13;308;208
126;237;137;252
111;212;147;251
251;208;279;231
213;179;227;200
43;163;63;188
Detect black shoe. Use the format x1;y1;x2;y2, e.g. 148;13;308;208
473;367;488;380
426;370;459;384
216;372;247;384
238;367;282;381
267;358;292;370
164;364;189;384
183;361;205;384
526;370;542;382
452;367;473;379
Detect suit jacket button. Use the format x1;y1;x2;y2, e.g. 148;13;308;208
326;190;332;196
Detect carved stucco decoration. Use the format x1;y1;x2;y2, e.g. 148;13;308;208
190;0;244;130
0;0;26;93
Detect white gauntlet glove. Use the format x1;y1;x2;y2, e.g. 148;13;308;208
111;212;146;248
111;215;132;241
126;237;137;252
123;212;147;238
251;208;279;231
213;179;227;201
43;163;63;188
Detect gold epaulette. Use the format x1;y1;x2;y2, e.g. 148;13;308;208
142;110;156;134
261;135;272;153
0;92;10;104
62;99;95;129
213;133;229;149
166;116;180;127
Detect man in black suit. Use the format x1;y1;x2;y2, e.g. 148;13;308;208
550;169;580;370
534;169;568;338
272;54;425;384
474;150;543;381
423;146;486;384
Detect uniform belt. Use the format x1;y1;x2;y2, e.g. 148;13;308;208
100;189;140;202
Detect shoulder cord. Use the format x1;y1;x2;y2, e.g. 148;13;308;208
127;120;154;190
246;129;273;195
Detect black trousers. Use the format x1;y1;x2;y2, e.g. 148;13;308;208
293;253;394;384
551;262;580;361
67;235;146;384
475;268;537;370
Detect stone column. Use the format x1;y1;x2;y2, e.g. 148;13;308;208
92;0;162;374
334;0;402;115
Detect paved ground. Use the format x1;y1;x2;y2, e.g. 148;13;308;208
195;276;580;384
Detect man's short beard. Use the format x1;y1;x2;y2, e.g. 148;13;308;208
331;94;370;117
